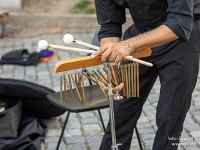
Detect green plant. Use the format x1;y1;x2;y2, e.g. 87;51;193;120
85;7;96;14
71;0;96;14
73;0;91;10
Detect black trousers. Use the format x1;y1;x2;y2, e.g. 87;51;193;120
99;20;200;150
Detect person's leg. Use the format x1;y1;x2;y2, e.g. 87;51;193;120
152;20;200;150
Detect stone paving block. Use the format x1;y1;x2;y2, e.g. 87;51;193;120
83;129;103;137
190;131;200;139
43;117;60;130
143;145;153;150
139;127;155;134
144;110;156;117
64;135;85;144
46;129;61;137
184;113;200;132
193;96;200;103
25;66;36;72
147;94;159;104
189;105;200;112
64;129;82;137
64;120;81;129
192;91;200;97
25;73;36;81
137;116;149;123
88;142;101;150
194;102;200;108
150;120;157;126
60;113;79;123
82;124;101;131
44;136;59;143
85;135;103;143
130;144;144;150
67;143;87;150
13;72;24;79
79;111;95;119
46;142;66;149
140;133;155;140
143;138;154;147
81;117;99;125
94;109;109;120
143;105;155;111
191;111;200;124
137;122;153;129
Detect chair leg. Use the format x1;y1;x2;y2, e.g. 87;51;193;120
135;126;143;150
97;109;106;132
56;111;70;150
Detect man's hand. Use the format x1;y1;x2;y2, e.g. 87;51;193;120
102;82;124;100
91;41;132;63
100;71;124;100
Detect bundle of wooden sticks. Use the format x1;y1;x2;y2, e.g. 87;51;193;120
59;61;139;103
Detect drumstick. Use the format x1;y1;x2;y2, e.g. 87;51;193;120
63;34;99;50
38;40;96;54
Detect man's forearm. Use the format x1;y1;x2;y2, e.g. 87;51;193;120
123;25;179;54
91;24;180;63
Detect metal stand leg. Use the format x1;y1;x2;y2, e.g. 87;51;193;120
106;61;121;150
56;111;70;150
98;109;106;132
135;126;143;150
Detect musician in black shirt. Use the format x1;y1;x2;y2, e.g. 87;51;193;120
91;0;200;149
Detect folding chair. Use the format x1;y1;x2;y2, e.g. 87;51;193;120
47;84;143;150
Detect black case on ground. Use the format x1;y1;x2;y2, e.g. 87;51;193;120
0;78;66;150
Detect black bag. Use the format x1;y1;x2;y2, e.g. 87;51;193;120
0;49;41;66
0;98;22;139
0;78;66;150
0;78;66;119
0;107;47;150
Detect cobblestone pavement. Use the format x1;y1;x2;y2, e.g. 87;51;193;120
0;30;200;150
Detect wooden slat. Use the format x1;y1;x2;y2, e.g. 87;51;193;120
54;48;152;73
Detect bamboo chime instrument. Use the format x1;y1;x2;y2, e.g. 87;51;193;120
38;34;153;104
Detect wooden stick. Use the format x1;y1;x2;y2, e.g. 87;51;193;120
125;56;153;67
73;40;100;50
82;72;98;84
60;76;63;104
80;73;86;102
136;63;140;97
49;44;96;54
68;75;74;101
64;75;67;102
91;71;107;97
133;63;137;97
71;74;82;101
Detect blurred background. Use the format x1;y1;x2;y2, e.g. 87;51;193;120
0;0;100;37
